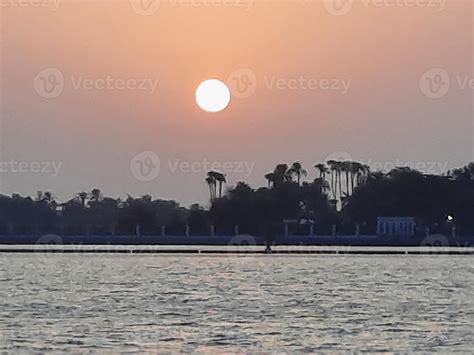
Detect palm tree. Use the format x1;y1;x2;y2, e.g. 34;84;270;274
314;163;329;194
215;172;227;198
343;161;352;196
264;172;275;188
349;161;361;193
336;161;343;201
206;171;225;201
326;160;346;209
205;173;216;202
326;160;338;200
314;163;328;179
288;161;307;185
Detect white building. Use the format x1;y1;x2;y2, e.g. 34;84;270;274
376;217;416;236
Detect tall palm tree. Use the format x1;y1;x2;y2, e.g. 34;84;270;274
206;171;225;201
205;176;214;201
349;161;361;193
326;160;338;200
215;172;227;198
288;161;307;185
343;161;351;196
326;160;346;209
205;173;217;202
336;161;343;201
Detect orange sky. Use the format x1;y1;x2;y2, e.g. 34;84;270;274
0;0;473;205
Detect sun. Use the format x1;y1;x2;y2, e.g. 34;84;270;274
195;79;231;113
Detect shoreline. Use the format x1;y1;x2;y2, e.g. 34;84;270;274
1;245;473;255
0;234;472;247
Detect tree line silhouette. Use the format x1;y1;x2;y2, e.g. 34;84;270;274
1;160;474;237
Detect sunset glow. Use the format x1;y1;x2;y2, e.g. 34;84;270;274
1;1;472;205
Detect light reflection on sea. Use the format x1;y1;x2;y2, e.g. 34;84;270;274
0;253;473;352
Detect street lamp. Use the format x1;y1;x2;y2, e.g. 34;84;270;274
447;214;455;238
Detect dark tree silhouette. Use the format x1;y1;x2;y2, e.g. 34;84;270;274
0;161;473;238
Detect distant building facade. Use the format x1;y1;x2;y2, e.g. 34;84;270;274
377;217;416;236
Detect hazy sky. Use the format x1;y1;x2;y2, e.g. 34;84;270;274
0;0;473;206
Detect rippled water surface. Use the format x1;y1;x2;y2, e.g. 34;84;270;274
0;253;473;352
